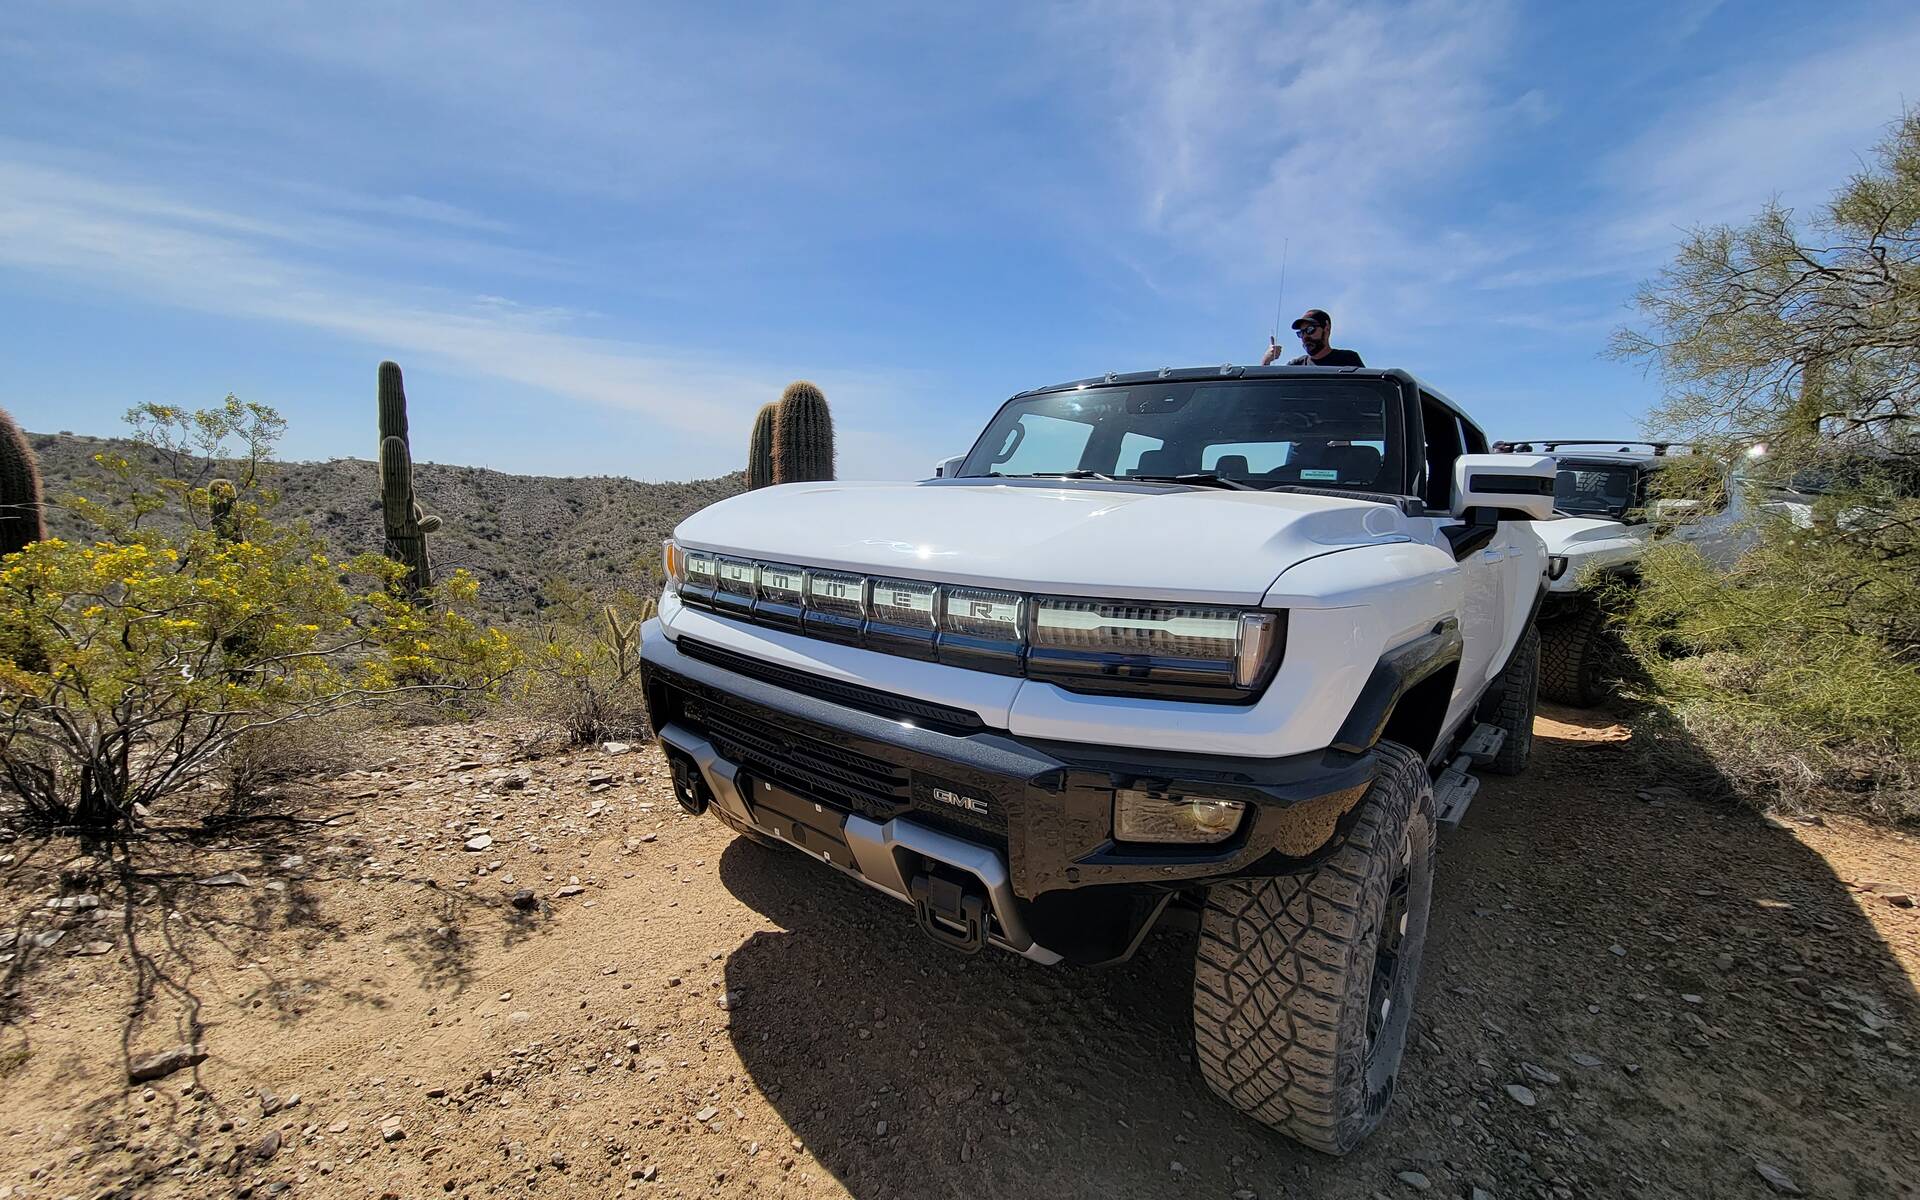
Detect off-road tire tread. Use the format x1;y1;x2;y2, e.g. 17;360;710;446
1539;604;1612;707
1191;742;1433;1154
1485;625;1538;775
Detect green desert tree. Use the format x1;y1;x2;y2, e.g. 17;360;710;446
1611;108;1920;818
0;402;515;834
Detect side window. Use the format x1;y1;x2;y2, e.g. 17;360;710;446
1457;417;1488;455
1419;393;1463;509
1115;431;1164;476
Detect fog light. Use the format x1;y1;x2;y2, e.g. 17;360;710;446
1547;555;1569;580
1113;789;1247;844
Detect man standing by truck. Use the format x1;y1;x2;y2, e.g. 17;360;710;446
1262;308;1365;367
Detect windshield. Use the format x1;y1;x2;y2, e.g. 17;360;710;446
1553;462;1641;519
958;378;1406;495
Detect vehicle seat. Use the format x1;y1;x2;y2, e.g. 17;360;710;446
1266;443;1382;486
1319;445;1381;485
1212;454;1251;478
1130;448;1181;477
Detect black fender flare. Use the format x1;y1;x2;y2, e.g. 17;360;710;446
1330;618;1463;755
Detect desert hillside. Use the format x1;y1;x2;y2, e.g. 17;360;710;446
27;430;744;618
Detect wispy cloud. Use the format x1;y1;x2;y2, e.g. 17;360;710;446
1038;0;1533;337
0;153;935;477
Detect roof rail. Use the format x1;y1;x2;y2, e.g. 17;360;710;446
1493;439;1688;456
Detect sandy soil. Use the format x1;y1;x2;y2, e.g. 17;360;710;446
2;706;1915;1200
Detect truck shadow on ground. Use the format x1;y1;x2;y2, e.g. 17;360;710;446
717;706;1920;1200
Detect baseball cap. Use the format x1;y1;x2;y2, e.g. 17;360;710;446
1290;308;1332;331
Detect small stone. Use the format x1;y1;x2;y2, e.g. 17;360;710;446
71;940;114;956
1569;1052;1603;1068
874;1121;888;1137
128;1045;206;1083
380;1119;405;1143
555;884;585;898
45;893;100;910
1472;1189;1494;1200
1681;993;1704;1005
1504;1084;1537;1107
695;1106;719;1123
426;1086;447;1098
1169;1161;1185;1174
197;871;250;887
1885;892;1915;909
602;742;632;756
717;992;736;1011
1715;953;1736;971
1519;1062;1561;1086
465;835;493;852
509;889;537;911
1753;1161;1802;1194
253;1129;281;1161
1608;944;1627;957
508;1011;531;1026
1397;1171;1432;1191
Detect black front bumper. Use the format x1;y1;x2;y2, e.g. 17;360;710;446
641;627;1380;907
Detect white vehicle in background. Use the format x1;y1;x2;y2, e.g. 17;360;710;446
1495;442;1679;706
646;366;1557;1154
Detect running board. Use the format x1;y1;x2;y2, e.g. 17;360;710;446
1434;753;1480;828
1459;722;1506;766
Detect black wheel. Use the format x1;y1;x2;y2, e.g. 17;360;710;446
1481;624;1537;775
1191;742;1435;1155
1539;603;1618;707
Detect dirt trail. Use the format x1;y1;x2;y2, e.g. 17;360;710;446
2;707;1916;1199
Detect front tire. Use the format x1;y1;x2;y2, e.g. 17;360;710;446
1539;604;1617;707
1482;624;1538;775
1191;742;1436;1155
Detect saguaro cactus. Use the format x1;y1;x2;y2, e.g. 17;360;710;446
772;381;834;484
747;402;777;490
377;361;439;594
0;406;46;558
207;477;239;541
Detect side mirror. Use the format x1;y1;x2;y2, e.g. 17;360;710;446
934;454;966;479
1451;454;1556;520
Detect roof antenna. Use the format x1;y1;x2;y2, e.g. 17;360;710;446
1272;238;1290;341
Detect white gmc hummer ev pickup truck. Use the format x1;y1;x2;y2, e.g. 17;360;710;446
642;366;1556;1153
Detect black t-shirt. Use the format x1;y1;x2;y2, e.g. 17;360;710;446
1288;348;1365;367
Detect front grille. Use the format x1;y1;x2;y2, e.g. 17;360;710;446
683;698;909;822
676;638;984;734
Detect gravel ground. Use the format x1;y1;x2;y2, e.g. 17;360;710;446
1;706;1915;1199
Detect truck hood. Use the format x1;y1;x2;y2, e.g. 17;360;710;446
673;479;1414;605
1537;515;1641;554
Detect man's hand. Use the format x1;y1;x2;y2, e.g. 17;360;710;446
1260;336;1284;366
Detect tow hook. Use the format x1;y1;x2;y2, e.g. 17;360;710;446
666;752;709;816
909;870;989;954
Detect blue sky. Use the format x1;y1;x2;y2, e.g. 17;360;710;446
2;0;1917;481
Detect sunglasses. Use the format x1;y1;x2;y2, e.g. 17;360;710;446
1293;322;1322;334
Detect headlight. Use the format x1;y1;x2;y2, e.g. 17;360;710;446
1030;599;1282;697
1547;555;1569;580
670;550;1286;702
662;539;685;591
1113;789;1247;844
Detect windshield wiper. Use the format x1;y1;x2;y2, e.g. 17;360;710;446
1019;470;1119;482
1130;472;1258;491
